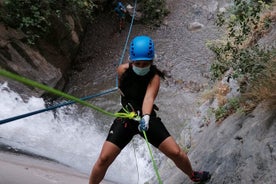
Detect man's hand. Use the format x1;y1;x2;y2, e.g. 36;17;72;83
138;114;150;131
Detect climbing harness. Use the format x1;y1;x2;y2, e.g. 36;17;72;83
115;106;141;121
0;69;162;183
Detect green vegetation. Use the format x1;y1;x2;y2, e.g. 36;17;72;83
208;0;276;121
209;0;274;81
214;98;241;123
0;0;96;44
0;0;169;44
140;0;169;26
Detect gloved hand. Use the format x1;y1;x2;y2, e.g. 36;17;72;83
138;114;150;132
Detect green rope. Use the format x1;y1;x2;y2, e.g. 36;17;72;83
0;69;138;120
142;131;163;184
115;106;141;121
0;69;162;183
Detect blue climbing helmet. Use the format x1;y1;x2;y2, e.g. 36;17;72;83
130;36;155;61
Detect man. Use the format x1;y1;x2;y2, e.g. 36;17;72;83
114;1;127;33
89;35;211;184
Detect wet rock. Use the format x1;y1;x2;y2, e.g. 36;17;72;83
187;22;205;31
126;4;143;21
66;15;80;45
0;25;62;97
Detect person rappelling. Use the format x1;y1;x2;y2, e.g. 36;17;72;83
114;1;127;33
89;35;211;184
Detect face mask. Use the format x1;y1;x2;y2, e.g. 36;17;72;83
132;65;151;76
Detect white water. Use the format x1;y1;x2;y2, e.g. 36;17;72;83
0;82;156;184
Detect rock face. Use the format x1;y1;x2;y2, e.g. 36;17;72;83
191;101;276;184
0;13;84;97
0;24;62;97
141;0;276;183
0;1;275;183
152;101;276;184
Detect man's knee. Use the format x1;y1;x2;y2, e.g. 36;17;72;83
169;147;183;158
97;154;113;167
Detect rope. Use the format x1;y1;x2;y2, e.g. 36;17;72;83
132;139;141;184
0;0;138;124
0;1;163;182
116;2;164;184
0;87;118;125
0;69;138;120
143;131;163;184
116;0;137;87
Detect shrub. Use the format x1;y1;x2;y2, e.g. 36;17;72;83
209;0;273;82
207;0;276;120
242;56;276;110
1;0;96;44
140;0;169;27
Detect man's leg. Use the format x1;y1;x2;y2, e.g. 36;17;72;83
158;136;193;177
89;141;121;184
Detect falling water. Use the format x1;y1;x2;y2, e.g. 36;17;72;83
0;82;156;184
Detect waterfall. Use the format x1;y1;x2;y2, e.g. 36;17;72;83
0;82;156;184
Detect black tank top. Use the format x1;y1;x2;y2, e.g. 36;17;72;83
119;64;158;111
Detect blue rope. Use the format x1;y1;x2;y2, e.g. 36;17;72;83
0;87;118;125
1;1;163;183
116;0;137;87
0;0;138;125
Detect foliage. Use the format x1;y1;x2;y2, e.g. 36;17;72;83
209;0;274;82
1;0;96;44
207;0;276;121
214;98;242;123
140;0;169;26
243;56;276;109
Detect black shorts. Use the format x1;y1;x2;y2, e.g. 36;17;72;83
106;115;171;150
